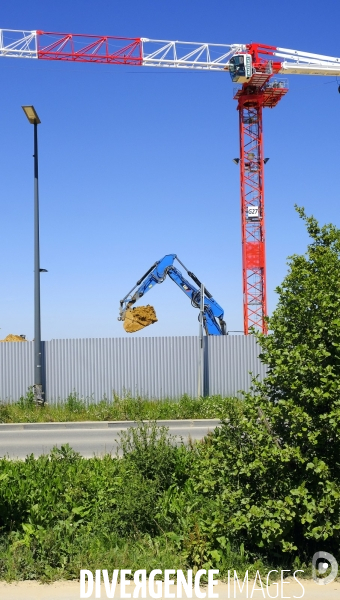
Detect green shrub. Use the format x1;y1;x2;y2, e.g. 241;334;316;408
117;421;188;490
16;388;35;409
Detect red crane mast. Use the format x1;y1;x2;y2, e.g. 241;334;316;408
232;43;288;333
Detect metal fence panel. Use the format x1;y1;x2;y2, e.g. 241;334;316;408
205;335;267;397
0;341;34;401
0;335;266;403
45;336;200;402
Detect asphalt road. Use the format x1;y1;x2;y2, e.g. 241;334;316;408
0;419;220;459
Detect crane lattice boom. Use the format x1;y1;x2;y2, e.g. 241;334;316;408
2;30;340;74
0;29;241;69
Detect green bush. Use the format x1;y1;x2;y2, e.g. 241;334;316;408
118;421;189;490
0;428;190;580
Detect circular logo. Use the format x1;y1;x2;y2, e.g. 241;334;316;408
312;551;338;585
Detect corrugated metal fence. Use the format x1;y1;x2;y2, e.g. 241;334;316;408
0;335;267;403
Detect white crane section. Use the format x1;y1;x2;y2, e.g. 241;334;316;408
141;39;243;70
276;46;340;76
0;30;37;58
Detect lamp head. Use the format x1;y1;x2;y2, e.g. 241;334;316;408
22;105;41;124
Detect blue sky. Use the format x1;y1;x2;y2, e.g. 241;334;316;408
1;0;339;340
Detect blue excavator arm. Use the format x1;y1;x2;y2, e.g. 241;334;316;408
119;254;227;335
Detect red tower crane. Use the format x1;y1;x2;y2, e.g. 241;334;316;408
230;44;289;334
1;30;340;333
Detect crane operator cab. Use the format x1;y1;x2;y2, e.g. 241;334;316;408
228;54;252;83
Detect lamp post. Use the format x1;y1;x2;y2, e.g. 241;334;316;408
22;105;45;406
197;282;205;398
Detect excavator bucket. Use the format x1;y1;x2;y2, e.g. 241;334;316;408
123;305;158;333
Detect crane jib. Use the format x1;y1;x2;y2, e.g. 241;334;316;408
0;29;340;72
1;29;340;73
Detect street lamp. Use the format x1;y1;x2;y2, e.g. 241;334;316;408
22;105;45;406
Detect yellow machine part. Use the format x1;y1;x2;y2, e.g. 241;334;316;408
0;334;27;342
123;305;158;333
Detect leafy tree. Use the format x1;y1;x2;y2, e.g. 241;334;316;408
165;208;340;562
249;206;340;553
256;206;340;469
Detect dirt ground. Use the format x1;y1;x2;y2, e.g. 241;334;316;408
0;334;26;342
0;578;338;599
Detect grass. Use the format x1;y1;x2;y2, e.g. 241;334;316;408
0;390;236;423
0;531;277;583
